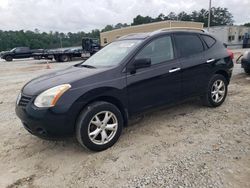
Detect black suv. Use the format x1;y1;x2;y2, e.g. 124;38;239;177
16;29;234;151
0;47;43;61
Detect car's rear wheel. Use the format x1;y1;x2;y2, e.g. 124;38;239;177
76;101;123;151
5;56;13;61
201;74;228;107
59;55;69;62
244;67;250;74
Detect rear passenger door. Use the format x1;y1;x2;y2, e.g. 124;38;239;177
173;33;209;98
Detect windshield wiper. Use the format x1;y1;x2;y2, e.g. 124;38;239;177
76;64;96;69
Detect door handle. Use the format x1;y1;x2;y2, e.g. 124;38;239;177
169;67;181;73
206;59;215;63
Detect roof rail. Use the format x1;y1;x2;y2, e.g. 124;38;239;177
150;27;205;36
118;32;149;39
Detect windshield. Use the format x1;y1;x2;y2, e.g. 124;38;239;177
10;48;16;52
81;40;142;67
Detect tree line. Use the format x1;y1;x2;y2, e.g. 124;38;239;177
0;29;100;52
0;6;248;52
101;7;234;32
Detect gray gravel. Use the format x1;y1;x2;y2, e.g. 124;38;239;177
0;56;249;188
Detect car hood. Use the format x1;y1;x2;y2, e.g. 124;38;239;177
0;51;11;57
22;65;109;96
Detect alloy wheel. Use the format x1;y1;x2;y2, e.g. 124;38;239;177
211;80;225;103
88;111;118;145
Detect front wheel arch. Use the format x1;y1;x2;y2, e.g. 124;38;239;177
77;96;128;127
5;55;13;61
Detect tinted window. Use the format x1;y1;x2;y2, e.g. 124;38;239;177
15;47;29;53
202;35;216;48
135;36;174;65
174;34;204;57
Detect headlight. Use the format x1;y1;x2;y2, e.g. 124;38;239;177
34;84;71;108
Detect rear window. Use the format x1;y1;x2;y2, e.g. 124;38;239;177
201;35;216;48
174;34;204;57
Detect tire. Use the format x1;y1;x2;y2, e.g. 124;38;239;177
5;56;13;61
76;101;123;151
244;67;250;74
54;56;60;62
59;55;69;62
201;74;228;107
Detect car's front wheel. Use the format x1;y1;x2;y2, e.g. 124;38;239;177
76;101;123;151
201;74;228;107
5;56;13;61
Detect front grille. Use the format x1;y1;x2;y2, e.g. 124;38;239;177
18;94;32;107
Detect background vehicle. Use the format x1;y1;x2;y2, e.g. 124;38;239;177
15;28;234;151
236;51;250;74
33;38;101;62
0;47;44;61
1;38;101;62
243;33;250;48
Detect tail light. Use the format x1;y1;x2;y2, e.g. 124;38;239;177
227;49;234;60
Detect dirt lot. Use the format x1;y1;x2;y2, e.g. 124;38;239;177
0;57;249;188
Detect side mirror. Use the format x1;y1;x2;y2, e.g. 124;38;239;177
133;58;151;69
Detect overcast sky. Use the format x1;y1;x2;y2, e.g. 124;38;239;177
0;0;249;33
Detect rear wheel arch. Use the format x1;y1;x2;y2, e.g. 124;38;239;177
214;70;230;84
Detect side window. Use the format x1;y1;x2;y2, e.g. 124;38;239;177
15;48;21;53
16;47;29;53
135;36;174;65
21;47;29;52
201;35;216;48
174;34;204;57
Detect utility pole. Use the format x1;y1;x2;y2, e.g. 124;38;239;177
59;36;63;48
207;0;212;31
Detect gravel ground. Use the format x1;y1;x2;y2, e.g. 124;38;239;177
0;54;249;188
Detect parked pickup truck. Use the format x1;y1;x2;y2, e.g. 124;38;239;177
0;47;44;61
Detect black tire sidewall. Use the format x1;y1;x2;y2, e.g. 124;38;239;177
60;55;69;62
76;102;123;151
207;74;228;107
5;56;13;61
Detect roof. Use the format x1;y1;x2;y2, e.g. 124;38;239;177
118;27;205;41
101;20;204;35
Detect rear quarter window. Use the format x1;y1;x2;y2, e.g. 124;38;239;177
201;35;216;48
174;34;204;58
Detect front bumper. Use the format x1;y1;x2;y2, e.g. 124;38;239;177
15;94;76;139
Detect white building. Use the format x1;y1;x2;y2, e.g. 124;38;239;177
206;26;250;49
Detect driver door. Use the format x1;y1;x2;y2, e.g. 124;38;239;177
126;35;181;114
